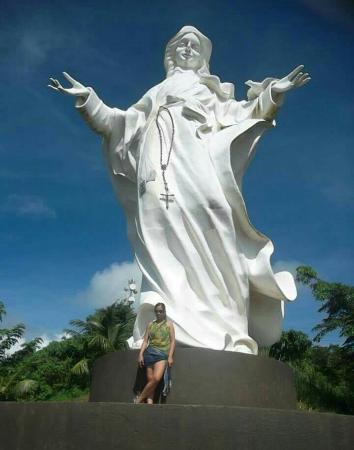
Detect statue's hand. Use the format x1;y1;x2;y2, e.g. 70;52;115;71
48;72;90;98
272;65;311;94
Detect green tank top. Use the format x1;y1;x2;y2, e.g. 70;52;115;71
149;320;170;354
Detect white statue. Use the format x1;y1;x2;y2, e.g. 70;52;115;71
49;26;310;354
124;279;138;305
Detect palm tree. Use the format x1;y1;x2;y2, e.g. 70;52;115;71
66;301;136;375
0;336;43;400
0;300;26;362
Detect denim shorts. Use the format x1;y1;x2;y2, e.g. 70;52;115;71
143;346;168;367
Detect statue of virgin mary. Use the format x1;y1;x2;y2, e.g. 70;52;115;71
49;26;309;354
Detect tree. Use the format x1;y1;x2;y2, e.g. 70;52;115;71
0;301;26;362
66;300;136;376
0;297;136;401
296;266;354;350
269;267;354;414
0;303;43;400
269;330;312;362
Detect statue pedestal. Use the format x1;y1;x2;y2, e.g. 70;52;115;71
90;348;297;409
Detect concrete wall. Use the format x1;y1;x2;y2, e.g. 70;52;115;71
1;402;353;450
90;348;297;409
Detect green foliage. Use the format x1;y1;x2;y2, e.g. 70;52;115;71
0;300;26;362
15;379;39;398
270;333;354;414
296;266;354;349
65;301;136;378
0;301;37;399
293;345;354;414
0;299;135;401
71;358;89;376
68;301;136;350
269;330;312;362
0;335;43;400
270;267;354;415
2;266;353;413
47;387;89;402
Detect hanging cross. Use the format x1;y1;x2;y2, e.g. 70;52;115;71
160;192;175;209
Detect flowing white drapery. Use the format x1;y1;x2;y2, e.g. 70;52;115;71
77;69;296;354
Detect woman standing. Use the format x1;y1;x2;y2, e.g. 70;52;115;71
137;303;175;404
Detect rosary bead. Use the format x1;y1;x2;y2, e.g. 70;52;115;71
156;106;175;210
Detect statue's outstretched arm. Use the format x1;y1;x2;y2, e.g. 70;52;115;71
271;65;310;100
48;72;122;136
244;65;310;121
48;72;90;104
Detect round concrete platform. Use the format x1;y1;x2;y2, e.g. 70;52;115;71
90;348;297;409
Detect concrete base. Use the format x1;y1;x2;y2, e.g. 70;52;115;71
90;348;297;409
2;350;353;448
1;402;353;450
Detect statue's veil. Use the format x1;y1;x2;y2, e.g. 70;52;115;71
164;25;235;101
164;25;212;76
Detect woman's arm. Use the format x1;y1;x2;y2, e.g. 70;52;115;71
167;321;176;368
138;322;151;367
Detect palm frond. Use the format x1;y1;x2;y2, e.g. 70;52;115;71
71;358;89;376
88;334;113;352
15;379;39;396
63;327;81;337
69;319;90;332
86;320;105;332
107;323;121;344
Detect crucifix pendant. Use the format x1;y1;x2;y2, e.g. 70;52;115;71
160;171;174;209
160;191;174;209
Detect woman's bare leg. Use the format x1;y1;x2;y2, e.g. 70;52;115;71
146;367;154;404
138;360;166;403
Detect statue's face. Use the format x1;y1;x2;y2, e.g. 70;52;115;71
174;33;203;71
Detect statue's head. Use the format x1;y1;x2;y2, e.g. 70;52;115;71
164;26;212;76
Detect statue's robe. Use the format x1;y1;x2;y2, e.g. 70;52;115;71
77;69;296;354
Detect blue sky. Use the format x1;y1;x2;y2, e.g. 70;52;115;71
1;0;353;347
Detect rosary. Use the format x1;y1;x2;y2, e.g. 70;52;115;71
155;106;175;209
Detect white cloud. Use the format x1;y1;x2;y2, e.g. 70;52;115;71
0;17;82;74
5;332;70;356
37;332;70;350
19;33;51;67
78;261;142;308
1;194;56;218
5;337;26;356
